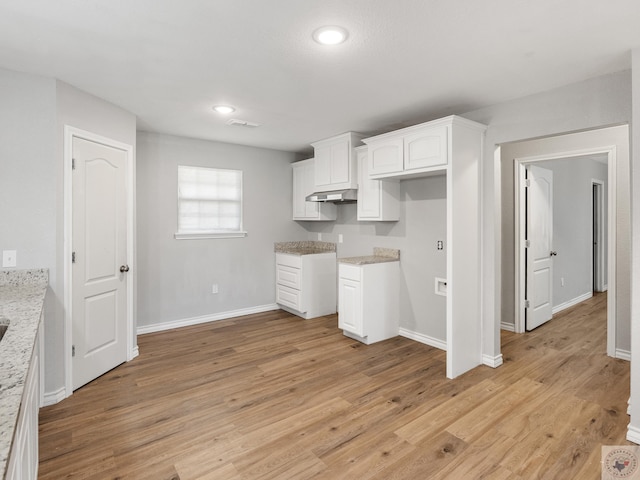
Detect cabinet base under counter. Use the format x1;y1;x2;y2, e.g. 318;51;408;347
338;259;399;344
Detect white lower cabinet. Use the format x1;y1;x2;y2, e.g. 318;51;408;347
6;323;40;480
276;252;336;319
338;261;399;344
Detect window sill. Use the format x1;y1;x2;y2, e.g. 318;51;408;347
174;231;248;240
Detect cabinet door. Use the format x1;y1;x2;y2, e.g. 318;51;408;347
338;277;363;336
404;126;448;170
329;141;350;185
303;162;320;218
292;163;309;219
314;145;332;188
368;137;403;176
357;148;380;219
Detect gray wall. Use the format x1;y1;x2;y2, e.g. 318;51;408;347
536;157;608;310
0;68;57;389
302;175;447;342
463;69;631;361
136;132;306;328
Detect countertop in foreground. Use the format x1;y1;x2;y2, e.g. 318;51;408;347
0;269;47;478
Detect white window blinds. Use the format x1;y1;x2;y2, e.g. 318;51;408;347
176;165;246;239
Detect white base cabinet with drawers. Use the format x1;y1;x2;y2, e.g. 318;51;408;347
276;252;337;319
338;261;399;344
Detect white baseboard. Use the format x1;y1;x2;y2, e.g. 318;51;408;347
130;345;139;360
483;354;504;368
552;292;592;315
137;303;280;335
42;387;66;407
627;424;640;445
399;328;446;351
500;322;515;332
616;348;631;361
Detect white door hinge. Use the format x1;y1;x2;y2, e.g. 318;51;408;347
524;299;531;309
72;158;76;170
524;179;530;187
525;240;531;248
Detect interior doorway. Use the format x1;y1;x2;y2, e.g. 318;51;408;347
513;147;617;356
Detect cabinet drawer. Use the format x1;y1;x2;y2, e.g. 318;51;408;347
276;253;302;269
276;284;302;311
339;263;362;282
276;264;301;290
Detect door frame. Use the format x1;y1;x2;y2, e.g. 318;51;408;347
513;146;617;357
592;179;606;292
63;126;136;398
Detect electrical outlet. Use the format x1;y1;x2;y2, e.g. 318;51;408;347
437;240;444;251
317;233;322;241
212;284;218;294
2;250;16;268
338;234;343;243
561;277;565;287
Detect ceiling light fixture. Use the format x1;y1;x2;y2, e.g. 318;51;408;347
213;105;235;114
312;26;348;45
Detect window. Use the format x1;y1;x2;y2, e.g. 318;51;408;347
175;165;246;239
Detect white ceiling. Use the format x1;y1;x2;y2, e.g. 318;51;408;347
1;0;639;154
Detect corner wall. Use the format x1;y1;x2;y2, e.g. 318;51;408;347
135;132;306;330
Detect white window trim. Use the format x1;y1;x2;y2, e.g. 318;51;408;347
174;231;247;240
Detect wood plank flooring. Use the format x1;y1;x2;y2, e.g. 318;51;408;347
39;292;631;479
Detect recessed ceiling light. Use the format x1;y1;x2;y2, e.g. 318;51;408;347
312;26;348;45
213;105;235;114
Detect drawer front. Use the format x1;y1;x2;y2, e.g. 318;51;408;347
276;284;302;311
339;263;362;282
276;253;302;269
276;264;301;290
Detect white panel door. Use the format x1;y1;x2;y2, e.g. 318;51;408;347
526;165;554;331
72;137;129;390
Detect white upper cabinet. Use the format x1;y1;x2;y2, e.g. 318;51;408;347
356;146;400;222
404;125;448;171
364;118;452;179
312;132;364;190
291;159;336;221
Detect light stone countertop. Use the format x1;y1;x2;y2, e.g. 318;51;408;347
339;247;400;265
274;241;337;255
0;269;48;477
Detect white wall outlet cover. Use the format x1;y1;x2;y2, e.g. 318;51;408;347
338;234;343;243
2;250;17;268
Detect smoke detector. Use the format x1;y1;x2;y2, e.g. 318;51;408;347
226;119;260;128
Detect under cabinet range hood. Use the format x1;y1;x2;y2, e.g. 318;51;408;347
306;189;358;203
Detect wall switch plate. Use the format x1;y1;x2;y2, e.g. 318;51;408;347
2;250;16;268
317;233;322;241
212;284;218;294
338;234;343;243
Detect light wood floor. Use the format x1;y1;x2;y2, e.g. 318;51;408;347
39;292;631;479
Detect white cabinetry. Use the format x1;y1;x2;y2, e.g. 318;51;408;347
365;120;449;179
312;132;364;191
6;321;41;480
276;252;336;319
356;146;400;221
338;261;399;344
292;159;337;221
363;115;487;379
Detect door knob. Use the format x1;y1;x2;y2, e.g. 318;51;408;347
120;265;130;273
550;251;557;256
